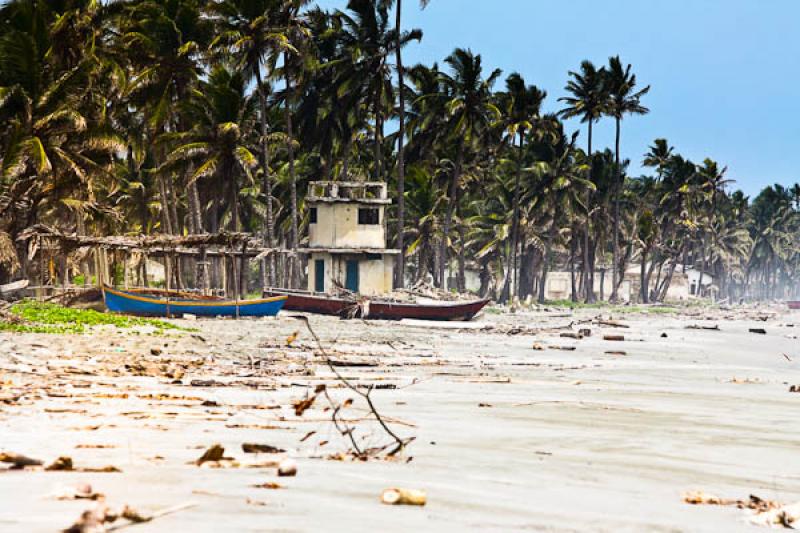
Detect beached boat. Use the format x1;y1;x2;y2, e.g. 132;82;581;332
0;279;29;297
788;301;800;310
262;289;489;321
103;285;286;318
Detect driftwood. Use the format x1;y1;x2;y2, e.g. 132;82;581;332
597;319;629;329
686;324;720;331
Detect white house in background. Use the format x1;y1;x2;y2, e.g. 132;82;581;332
685;267;715;297
302;181;399;296
543;271;632;302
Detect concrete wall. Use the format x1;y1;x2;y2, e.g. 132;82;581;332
543;271;632;302
307;252;394;296
308;203;385;249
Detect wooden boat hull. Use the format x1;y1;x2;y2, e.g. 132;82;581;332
788;301;800;310
263;290;489;321
0;279;28;296
103;286;286;317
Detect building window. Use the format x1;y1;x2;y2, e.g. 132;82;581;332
358;208;379;225
309;207;317;224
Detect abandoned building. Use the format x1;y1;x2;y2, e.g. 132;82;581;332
302;181;398;296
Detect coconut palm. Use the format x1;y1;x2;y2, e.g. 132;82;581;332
559;60;608;302
605;56;649;302
436;48;501;289
497;72;546;302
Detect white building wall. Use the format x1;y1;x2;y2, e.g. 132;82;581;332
308;204;385;249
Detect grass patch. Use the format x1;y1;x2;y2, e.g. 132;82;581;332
0;300;193;335
544;299;679;315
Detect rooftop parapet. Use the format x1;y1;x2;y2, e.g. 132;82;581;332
307;181;391;204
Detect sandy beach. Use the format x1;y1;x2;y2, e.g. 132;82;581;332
1;306;798;532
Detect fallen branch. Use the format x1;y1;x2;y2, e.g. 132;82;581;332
291;315;414;458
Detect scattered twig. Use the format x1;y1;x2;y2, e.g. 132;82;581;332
291;315;414;457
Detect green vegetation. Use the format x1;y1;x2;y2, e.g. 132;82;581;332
0;0;795;307
0;301;191;335
544;299;679;315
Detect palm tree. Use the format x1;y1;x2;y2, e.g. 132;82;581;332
559;60;608;302
391;0;430;288
605;56;649;302
497;72;546;303
437;48;501;289
336;0;421;184
208;0;287;287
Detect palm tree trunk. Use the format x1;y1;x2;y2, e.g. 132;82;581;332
394;0;406;289
584;120;594;302
439;141;464;290
284;53;299;289
538;228;554;304
255;66;275;287
611;116;621;302
374;89;383;182
157;176;173;235
640;247;648;303
501;131;524;303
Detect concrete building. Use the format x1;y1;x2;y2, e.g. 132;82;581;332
302;181;398;296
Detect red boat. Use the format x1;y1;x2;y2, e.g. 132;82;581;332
789;301;800;310
263;289;489;321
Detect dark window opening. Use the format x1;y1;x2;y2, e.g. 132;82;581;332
365;253;382;261
358;208;379;225
314;259;325;292
309;207;318;224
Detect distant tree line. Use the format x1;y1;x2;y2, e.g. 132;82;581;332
0;0;797;302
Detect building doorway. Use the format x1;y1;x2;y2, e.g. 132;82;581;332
314;259;325;293
345;260;359;293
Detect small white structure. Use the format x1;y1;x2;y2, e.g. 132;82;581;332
302;181;398;296
542;271;632;302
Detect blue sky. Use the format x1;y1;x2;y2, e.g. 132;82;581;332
317;0;799;197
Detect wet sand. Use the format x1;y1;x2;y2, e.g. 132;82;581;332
1;306;799;532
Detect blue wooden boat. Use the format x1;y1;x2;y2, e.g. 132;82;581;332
102;285;287;318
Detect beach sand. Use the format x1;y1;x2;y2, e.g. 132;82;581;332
0;306;798;531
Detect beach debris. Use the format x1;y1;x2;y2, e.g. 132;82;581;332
661;332;668;338
560;332;583;340
195;444;228;466
299;431;316;442
381;488;427;506
749;328;767;335
293;384;325;417
683;490;736;506
603;335;625;342
253;482;284;490
46;456;74;471
63;501;196;533
790;385;800;393
749;502;800;528
729;377;761;384
605;351;627;356
182;313;197;321
782;353;793;362
286;331;299;347
552;345;576;351
684;492;799;528
532;343;545;351
478;403;492;408
579;328;592;337
0;451;43;469
597;319;629;328
277;458;297;477
242;443;285;454
54;483;104;501
686;324;720;331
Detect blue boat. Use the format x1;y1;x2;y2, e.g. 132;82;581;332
102;285;287;318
